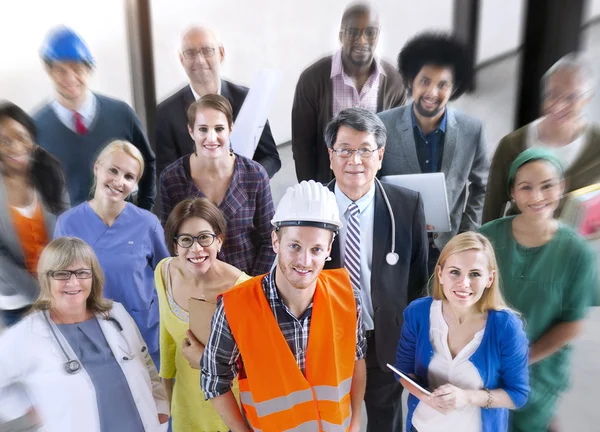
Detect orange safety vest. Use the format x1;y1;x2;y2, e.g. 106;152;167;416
222;268;356;432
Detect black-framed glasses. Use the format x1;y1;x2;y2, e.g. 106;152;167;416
48;269;93;280
544;90;590;107
182;47;216;59
343;27;379;41
331;147;379;159
174;233;218;248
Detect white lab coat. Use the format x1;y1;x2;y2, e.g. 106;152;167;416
0;302;169;432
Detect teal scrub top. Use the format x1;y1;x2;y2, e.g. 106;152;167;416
479;216;596;394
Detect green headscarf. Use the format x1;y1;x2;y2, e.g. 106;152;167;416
507;147;564;192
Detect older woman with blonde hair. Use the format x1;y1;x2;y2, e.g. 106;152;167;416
395;232;530;432
54;140;169;368
0;237;169;431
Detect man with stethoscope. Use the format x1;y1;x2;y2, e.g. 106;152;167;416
324;108;428;432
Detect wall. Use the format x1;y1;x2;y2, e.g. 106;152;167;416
0;0;132;112
476;0;525;63
150;0;453;144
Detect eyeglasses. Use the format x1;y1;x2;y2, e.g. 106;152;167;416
48;269;93;280
331;147;379;159
182;47;216;60
343;27;379;41
544;90;590;107
174;233;218;248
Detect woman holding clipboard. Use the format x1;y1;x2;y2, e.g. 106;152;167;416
395;232;529;432
155;198;250;432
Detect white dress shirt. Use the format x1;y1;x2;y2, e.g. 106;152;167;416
334;183;376;330
413;299;484;432
51;90;97;132
189;80;222;101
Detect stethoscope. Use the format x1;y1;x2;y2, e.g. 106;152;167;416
43;312;144;375
328;177;399;266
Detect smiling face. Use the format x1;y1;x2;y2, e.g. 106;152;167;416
47;61;91;105
542;67;591;127
0;117;35;175
329;125;384;199
174;217;222;276
411;64;454;118
188;108;232;160
179;27;224;85
93;150;141;203
272;226;332;291
437;249;494;311
511;160;564;222
339;11;380;68
49;260;93;315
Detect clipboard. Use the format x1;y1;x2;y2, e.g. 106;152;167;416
189;298;217;346
386;363;432;396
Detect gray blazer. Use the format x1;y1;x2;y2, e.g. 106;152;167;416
0;175;59;310
378;104;489;248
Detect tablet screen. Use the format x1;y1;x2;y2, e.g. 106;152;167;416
386;363;432;396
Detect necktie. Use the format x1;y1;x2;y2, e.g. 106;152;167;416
73;112;87;135
344;202;361;290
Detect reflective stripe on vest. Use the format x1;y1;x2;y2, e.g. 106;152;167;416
240;376;352;418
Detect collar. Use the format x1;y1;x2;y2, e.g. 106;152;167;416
330;48;385;79
52;90;96;123
189;80;222;101
411;102;447;134
334;182;376;214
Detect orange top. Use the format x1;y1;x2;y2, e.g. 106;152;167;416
223;268;356;432
9;203;49;276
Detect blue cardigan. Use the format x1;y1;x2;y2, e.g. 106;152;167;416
396;297;530;432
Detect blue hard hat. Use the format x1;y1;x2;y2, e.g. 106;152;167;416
40;26;95;66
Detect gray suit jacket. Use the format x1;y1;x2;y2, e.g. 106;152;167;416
378;104;489;248
0;176;59;310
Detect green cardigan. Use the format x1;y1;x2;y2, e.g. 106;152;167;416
482;124;600;223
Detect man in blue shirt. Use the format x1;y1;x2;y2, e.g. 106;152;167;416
379;33;489;274
34;26;156;210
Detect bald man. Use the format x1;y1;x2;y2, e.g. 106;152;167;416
291;2;406;183
155;27;281;177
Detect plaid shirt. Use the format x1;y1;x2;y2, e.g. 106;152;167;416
159;154;276;275
200;269;367;399
331;48;384;117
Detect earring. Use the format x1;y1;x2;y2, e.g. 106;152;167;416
229;140;234;157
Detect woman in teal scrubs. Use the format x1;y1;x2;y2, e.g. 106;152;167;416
479;148;596;431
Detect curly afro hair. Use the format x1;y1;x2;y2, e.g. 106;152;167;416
398;32;472;100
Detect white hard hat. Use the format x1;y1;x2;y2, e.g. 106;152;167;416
272;180;342;233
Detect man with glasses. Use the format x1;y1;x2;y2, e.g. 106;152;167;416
291;2;406;184
155;26;281;178
483;53;600;223
325;108;428;432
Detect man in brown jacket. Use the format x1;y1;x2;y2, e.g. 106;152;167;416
291;2;406;183
483;53;600;223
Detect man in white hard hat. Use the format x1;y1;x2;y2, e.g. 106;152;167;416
195;180;366;432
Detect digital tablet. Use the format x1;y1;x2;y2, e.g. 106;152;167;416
386;363;432;396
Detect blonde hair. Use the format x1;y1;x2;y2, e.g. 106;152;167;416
32;237;112;315
91;140;145;197
431;232;510;314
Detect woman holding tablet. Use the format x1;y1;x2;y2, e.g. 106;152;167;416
395;232;529;432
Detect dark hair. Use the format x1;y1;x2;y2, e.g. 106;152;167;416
0;102;68;215
187;94;234;129
164;197;228;256
324;107;387;149
398;32;472;100
340;2;377;28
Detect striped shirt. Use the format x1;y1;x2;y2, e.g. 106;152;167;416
331;48;383;117
159;154;276;276
200;269;367;399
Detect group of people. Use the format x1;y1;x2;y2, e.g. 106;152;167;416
0;2;599;432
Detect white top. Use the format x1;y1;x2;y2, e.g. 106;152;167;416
10;193;38;218
334;183;376;330
189;80;222;101
51;90;97;131
412;300;484;432
527;117;588;169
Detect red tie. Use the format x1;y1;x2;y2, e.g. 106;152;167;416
73;112;87;135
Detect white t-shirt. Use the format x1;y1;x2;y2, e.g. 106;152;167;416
527;118;588;169
412;300;484;432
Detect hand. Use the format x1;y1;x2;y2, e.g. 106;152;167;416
348;413;361;432
182;330;205;370
158;413;169;424
426;224;436;231
430;384;472;412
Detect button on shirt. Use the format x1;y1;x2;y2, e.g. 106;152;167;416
411;105;447;173
51;91;97;132
335;183;376;331
331;48;383;117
